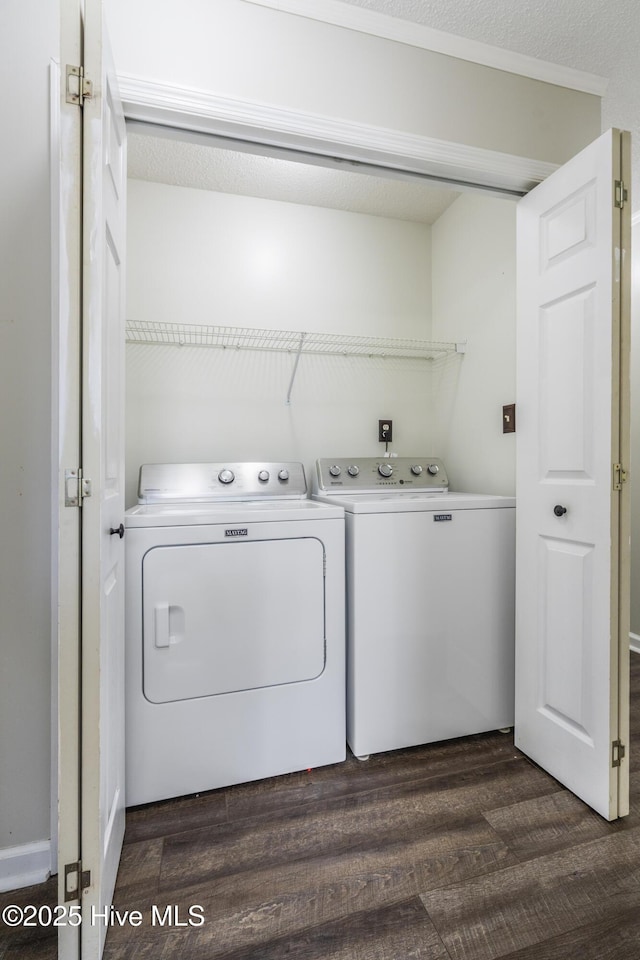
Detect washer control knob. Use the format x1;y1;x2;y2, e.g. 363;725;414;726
258;470;270;482
427;463;440;476
278;469;289;482
218;469;235;484
329;465;341;477
347;465;360;477
378;462;393;478
410;464;423;476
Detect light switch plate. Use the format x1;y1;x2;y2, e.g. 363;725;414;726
503;403;516;434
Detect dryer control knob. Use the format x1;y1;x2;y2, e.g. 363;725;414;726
329;465;341;477
427;464;440;476
410;464;423;476
347;465;360;477
258;470;270;482
378;462;393;478
278;469;290;482
218;469;235;484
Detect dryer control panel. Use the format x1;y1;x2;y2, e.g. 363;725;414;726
137;462;308;502
315;457;448;493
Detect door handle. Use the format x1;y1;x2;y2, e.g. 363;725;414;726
553;505;567;517
153;603;184;648
154;603;170;648
109;523;125;538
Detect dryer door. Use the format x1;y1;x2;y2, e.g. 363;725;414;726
142;537;326;703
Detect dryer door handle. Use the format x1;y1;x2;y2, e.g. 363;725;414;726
154;603;170;648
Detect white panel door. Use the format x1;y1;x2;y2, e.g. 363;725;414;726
515;129;630;820
80;0;127;954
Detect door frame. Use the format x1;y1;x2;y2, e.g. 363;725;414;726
120;83;631;797
616;131;632;815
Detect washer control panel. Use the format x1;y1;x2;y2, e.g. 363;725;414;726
137;462;307;502
315;457;448;493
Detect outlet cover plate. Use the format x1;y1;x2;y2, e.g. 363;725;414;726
379;419;393;442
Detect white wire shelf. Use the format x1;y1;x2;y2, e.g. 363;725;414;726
125;320;465;361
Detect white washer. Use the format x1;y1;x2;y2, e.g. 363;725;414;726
125;461;345;806
313;457;515;760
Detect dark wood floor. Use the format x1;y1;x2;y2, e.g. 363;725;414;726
3;655;640;959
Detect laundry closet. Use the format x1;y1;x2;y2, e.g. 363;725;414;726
120;107;632;828
122;131;520;808
124;132;517;505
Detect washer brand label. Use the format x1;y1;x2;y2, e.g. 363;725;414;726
225;528;248;537
433;514;452;522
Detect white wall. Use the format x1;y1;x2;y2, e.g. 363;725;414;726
127;180;432;336
0;0;57;861
125;179;434;504
431;193;517;496
125;179;517;505
106;0;600;167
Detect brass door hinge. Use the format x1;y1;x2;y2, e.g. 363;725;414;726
613;463;628;491
614;180;628;209
66;65;93;106
612;739;626;768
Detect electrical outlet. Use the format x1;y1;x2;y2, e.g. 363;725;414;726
378;419;393;442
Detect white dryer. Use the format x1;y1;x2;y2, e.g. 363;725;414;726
313;457;515;760
125;461;345;806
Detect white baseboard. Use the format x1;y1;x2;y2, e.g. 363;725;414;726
0;840;51;893
630;633;640;655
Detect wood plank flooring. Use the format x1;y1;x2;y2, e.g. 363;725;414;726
3;654;640;959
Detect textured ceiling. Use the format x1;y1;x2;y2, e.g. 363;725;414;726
338;0;640;206
127;133;460;224
335;0;627;72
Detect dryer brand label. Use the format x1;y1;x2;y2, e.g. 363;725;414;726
225;528;248;537
433;514;452;522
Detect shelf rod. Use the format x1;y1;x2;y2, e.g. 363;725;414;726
285;332;307;405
